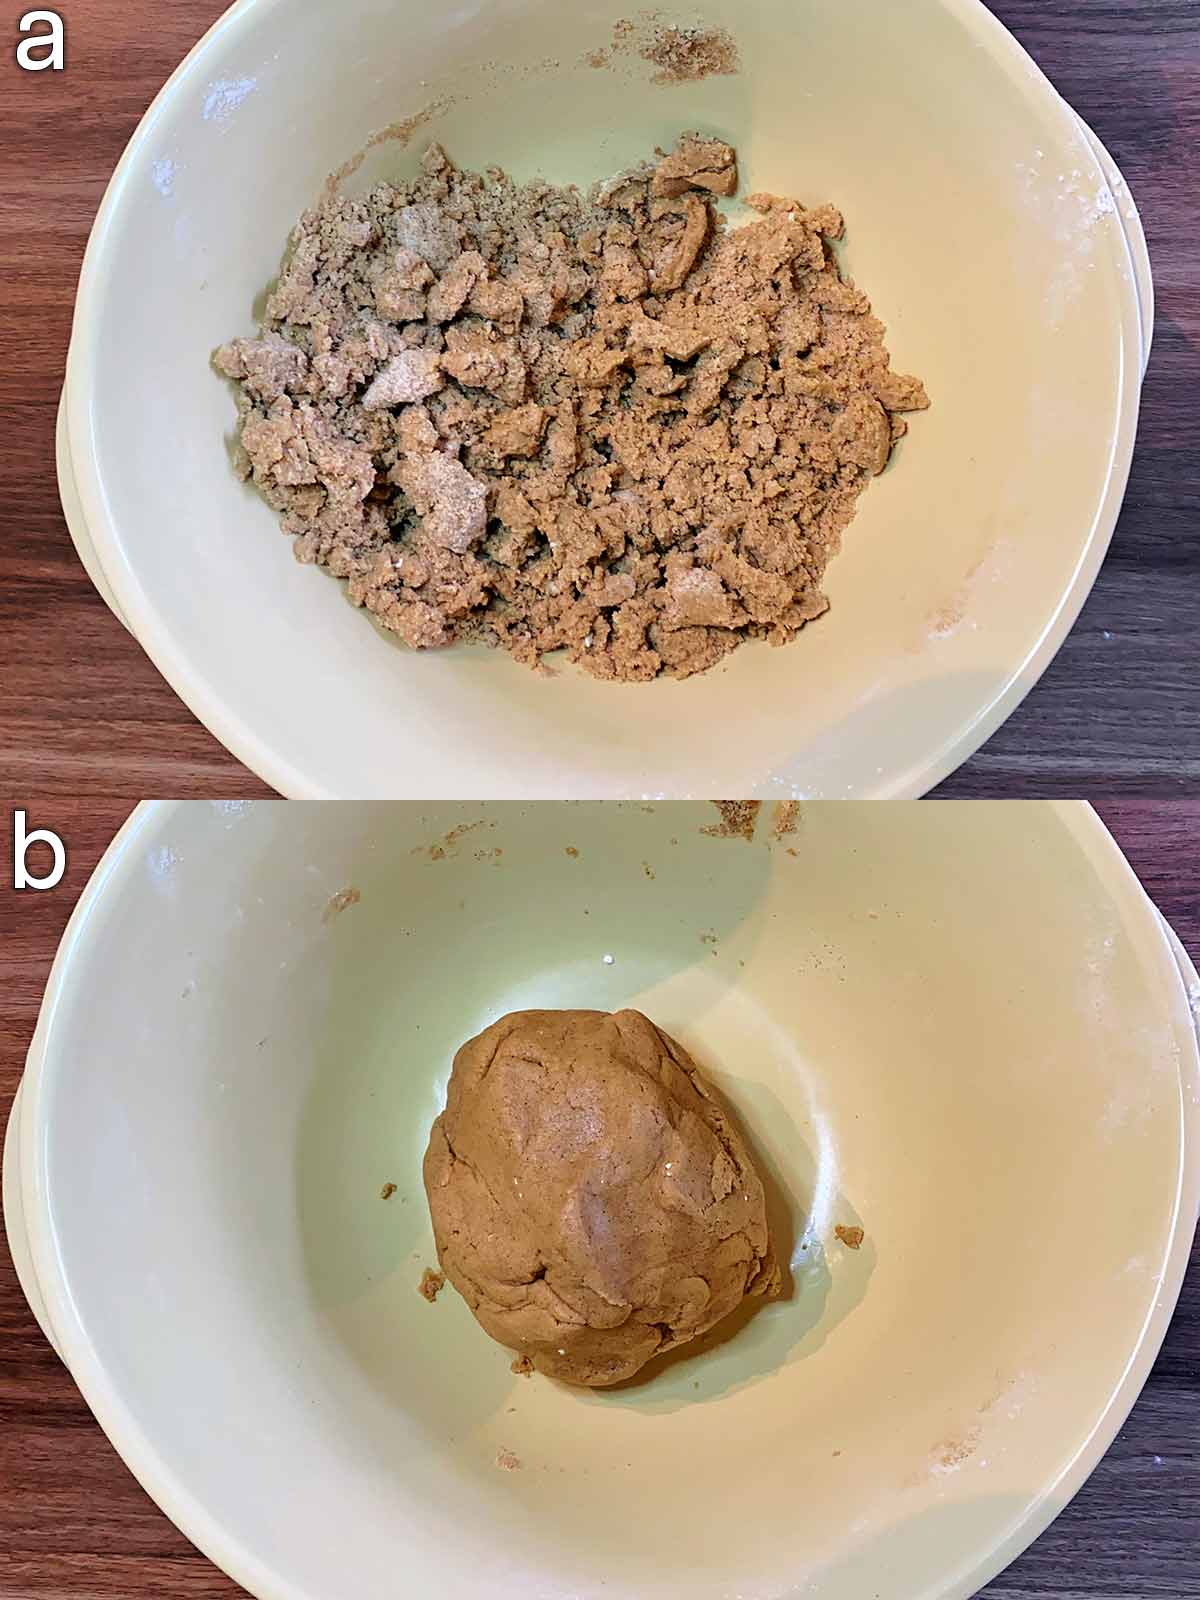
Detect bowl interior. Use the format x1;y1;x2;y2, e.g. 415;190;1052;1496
32;801;1192;1600
74;0;1137;797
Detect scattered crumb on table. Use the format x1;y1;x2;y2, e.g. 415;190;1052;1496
835;1225;865;1250
511;1354;535;1377
495;1446;522;1471
380;1182;397;1200
565;846;579;858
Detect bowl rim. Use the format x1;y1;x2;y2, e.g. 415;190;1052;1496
62;0;1151;799
13;799;1200;1600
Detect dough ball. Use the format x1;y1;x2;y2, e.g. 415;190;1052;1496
423;1008;780;1387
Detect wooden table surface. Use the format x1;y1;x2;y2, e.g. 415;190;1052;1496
0;799;1197;1599
0;1;1196;802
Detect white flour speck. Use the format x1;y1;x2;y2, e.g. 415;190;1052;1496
202;77;257;124
152;158;177;197
149;845;180;878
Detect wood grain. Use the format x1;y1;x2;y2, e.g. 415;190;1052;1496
0;1;275;805
935;0;1200;798
0;2;1196;802
0;800;1197;1598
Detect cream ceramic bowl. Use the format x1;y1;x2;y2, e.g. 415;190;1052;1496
5;801;1199;1600
59;0;1152;798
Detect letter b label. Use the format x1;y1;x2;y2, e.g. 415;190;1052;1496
13;811;67;890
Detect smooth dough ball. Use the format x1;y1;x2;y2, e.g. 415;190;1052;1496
423;1008;780;1387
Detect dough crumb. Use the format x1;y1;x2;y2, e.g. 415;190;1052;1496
565;846;580;858
933;1429;980;1473
772;800;801;839
616;20;740;84
414;822;484;860
511;1354;535;1377
218;133;926;683
418;1267;446;1301
495;1447;522;1471
835;1225;864;1250
325;98;452;194
323;886;361;923
380;1182;397;1200
702;801;762;842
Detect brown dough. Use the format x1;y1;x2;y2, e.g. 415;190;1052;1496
423;1009;780;1387
218;133;927;681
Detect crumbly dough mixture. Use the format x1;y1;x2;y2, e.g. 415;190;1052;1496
422;1008;779;1387
217;134;927;682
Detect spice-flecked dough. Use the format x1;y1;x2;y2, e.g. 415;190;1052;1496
217;134;927;682
423;1009;781;1387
